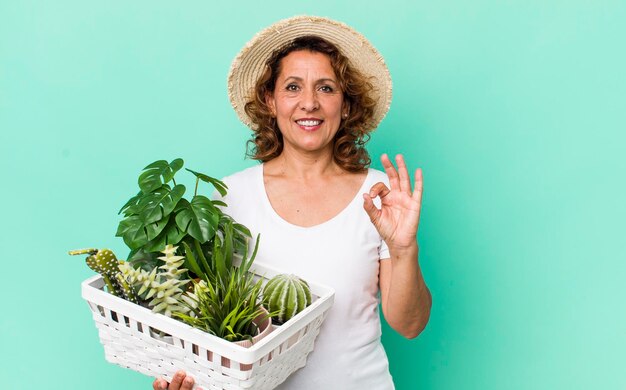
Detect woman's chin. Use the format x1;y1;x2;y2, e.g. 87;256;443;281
288;142;333;154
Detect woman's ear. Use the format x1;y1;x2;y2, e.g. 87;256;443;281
265;92;276;117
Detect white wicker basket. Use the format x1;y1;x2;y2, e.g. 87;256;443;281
81;261;335;390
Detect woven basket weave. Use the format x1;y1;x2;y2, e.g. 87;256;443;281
81;261;335;390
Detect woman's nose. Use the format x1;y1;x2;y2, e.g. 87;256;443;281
299;88;319;112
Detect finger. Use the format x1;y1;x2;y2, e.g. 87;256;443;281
412;168;423;205
169;371;185;390
369;182;391;199
153;378;167;390
395;154;412;194
362;193;381;224
180;376;195;390
380;153;401;192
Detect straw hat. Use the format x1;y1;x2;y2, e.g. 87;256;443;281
227;15;392;131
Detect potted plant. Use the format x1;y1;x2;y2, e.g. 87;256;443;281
176;221;278;368
71;158;335;389
116;158;250;279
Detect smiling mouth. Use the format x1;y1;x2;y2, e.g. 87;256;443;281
295;119;323;130
296;119;322;126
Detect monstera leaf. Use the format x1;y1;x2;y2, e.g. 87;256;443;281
138;159;183;193
143;216;187;252
115;158;254;281
126;248;160;271
185;168;228;197
118;191;142;216
175;195;220;243
138;184;186;224
116;215;148;249
116;214;170;250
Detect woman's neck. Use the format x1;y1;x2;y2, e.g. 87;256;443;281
265;147;344;179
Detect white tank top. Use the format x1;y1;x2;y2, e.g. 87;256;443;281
217;164;394;390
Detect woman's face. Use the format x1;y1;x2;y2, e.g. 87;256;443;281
266;50;346;155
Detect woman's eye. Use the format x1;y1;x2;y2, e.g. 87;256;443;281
286;84;299;91
319;85;334;92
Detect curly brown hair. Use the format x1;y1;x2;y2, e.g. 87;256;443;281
243;36;378;172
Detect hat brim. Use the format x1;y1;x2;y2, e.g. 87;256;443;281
227;15;392;131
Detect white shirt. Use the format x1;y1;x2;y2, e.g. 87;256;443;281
217;164;395;390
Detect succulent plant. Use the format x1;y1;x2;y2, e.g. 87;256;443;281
68;248;137;303
147;245;191;317
262;274;312;324
118;244;193;318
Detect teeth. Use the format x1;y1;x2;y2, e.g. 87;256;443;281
297;120;321;126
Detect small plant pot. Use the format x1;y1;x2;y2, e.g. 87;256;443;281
221;306;273;370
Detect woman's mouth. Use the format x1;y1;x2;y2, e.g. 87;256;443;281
295;119;323;131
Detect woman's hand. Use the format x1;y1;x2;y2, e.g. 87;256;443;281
152;371;199;390
364;154;431;338
363;154;423;252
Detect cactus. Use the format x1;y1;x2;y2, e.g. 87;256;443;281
68;248;137;303
262;274;312;324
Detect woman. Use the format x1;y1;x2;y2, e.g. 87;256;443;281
154;16;431;390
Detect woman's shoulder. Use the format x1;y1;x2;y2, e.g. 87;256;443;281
366;167;390;185
216;164;262;203
221;164;261;187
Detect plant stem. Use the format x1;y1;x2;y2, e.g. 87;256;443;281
194;178;199;196
173;178;177;186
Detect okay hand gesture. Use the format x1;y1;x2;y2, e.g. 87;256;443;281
363;154;423;252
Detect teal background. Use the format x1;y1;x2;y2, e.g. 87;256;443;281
1;1;624;389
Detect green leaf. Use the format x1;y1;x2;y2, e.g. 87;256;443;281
182;241;204;279
174;198;190;212
194;240;213;280
116;215;149;249
233;223;251;238
116;212;169;250
240;234;260;276
185;168;228;197
213;238;227;284
213;200;227;208
138;158;184;193
138;184;186;224
127;248;159;271
145;214;170;241
174;195;220;243
169;158;184;176
118;191;143;215
223;220;234;271
144;216;187;252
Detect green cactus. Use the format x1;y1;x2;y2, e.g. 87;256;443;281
263;274;312;324
69;248;137;303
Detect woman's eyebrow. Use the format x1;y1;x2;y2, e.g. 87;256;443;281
282;76;338;84
316;78;338;84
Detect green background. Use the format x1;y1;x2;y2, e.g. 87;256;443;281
1;1;624;389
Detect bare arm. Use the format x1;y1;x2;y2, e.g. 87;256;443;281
363;154;432;338
378;247;431;338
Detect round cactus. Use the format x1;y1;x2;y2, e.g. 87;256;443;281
263;274;312;324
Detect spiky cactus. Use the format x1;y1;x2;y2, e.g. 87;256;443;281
69;248;137;302
262;274;312;324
